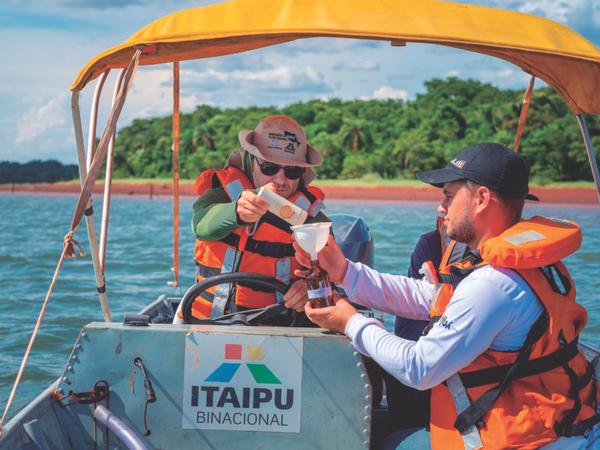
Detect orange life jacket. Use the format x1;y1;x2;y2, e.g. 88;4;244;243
438;220;469;270
192;166;325;318
437;215;450;259
427;216;469;320
426;216;599;450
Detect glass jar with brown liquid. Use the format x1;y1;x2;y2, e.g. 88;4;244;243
306;260;334;308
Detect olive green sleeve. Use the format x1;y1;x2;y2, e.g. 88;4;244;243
192;187;331;241
191;187;243;241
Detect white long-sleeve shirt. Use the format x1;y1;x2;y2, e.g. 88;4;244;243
340;260;544;390
340;260;598;449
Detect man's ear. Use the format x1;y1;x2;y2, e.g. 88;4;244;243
474;186;492;213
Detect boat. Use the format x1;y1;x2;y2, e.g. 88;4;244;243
1;1;600;449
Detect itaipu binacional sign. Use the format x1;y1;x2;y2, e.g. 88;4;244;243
182;333;303;432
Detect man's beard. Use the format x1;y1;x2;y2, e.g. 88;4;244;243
447;214;476;244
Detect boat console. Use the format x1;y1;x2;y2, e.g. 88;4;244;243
1;215;411;449
7;322;372;449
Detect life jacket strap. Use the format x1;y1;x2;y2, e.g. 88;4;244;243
437;250;484;288
460;338;580;388
275;258;291;303
297;185;324;217
221;233;295;258
298;185;317;204
210;246;239;318
447;241;469;266
196;264;220;280
294;186;314;212
561;361;600;437
453;311;548;434
422;315;440;336
554;345;599;437
446;374;484;450
262;211;294;233
195;264;219;301
540;264;572;296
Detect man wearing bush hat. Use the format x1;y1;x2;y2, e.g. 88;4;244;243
182;115;329;321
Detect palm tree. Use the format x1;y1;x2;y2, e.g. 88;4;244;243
340;119;372;153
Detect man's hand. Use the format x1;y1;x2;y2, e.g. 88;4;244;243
283;279;309;312
236;190;269;223
304;298;358;333
293;235;348;283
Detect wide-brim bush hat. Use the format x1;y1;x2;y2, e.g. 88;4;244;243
235;115;323;184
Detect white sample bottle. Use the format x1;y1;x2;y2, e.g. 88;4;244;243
257;186;308;226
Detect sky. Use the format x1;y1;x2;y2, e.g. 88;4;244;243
0;0;599;164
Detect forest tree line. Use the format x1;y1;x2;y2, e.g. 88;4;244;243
113;78;599;183
0;160;78;184
5;78;599;184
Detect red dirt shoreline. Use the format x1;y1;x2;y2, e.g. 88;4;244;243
0;182;598;204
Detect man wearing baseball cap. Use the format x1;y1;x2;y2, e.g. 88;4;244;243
417;141;540;201
294;143;598;449
187;115;329;320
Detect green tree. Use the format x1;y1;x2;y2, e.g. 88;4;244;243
108;78;598;183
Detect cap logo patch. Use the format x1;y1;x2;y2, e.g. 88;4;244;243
450;159;466;169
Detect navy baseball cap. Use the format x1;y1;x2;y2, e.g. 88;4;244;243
416;143;539;201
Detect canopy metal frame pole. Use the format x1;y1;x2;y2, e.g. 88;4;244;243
169;62;181;288
513;76;535;153
71;90;112;322
86;71;109;170
99;69;127;270
576;114;600;204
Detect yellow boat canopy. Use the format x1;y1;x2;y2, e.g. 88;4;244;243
72;0;600;115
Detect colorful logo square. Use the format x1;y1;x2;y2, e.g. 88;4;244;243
224;343;242;360
247;344;264;361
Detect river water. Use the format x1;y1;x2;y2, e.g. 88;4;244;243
1;193;599;415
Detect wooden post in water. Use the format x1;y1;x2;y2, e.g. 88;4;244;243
149;183;154;199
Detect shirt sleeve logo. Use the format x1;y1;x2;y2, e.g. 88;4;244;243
435;314;454;331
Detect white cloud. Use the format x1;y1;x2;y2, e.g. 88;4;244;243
282;37;380;55
459;0;600;41
187;66;332;91
445;70;461;77
116;64;336;121
560;0;600;41
333;61;380;71
479;67;531;85
15;93;68;143
497;69;516;79
518;1;572;23
201;53;266;72
371;86;409;101
123;68;200;120
62;0;143;8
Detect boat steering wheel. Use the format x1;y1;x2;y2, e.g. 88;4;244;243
179;272;298;326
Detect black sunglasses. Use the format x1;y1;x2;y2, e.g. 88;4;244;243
254;157;305;180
